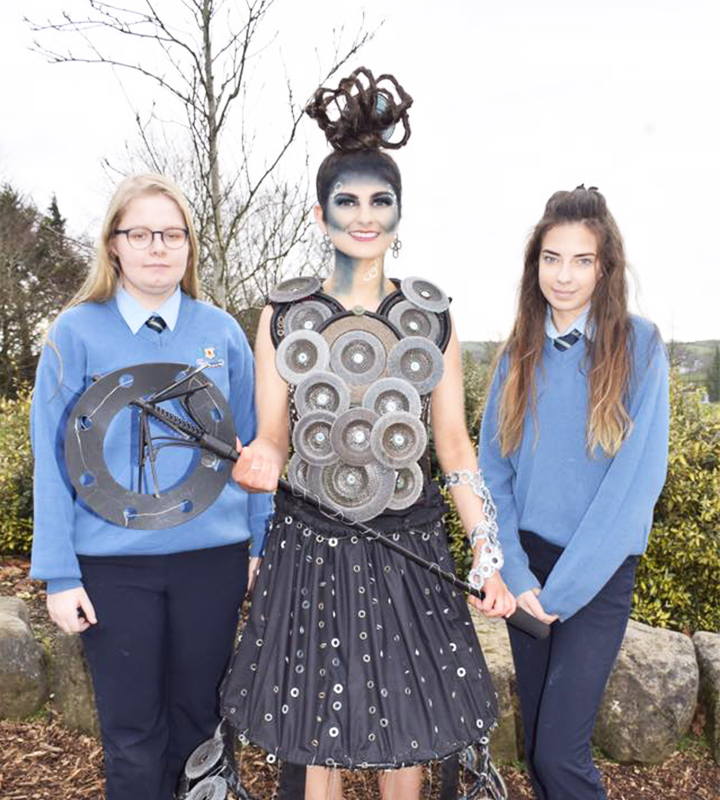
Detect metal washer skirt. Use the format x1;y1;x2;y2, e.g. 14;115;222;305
221;487;498;770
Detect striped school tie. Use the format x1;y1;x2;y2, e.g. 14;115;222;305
554;328;582;352
145;315;167;334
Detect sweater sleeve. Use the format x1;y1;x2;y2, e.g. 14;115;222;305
478;356;539;597
227;323;273;557
538;335;670;621
29;317;87;594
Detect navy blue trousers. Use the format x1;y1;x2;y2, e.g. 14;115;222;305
508;531;637;800
80;542;248;800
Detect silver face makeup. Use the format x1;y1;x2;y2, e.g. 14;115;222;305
324;173;399;242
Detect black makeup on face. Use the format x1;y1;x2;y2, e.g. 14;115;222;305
330;190;397;208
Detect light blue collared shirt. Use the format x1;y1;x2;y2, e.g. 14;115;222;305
116;286;181;334
545;305;592;341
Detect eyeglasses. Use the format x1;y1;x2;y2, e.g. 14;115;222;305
114;227;189;250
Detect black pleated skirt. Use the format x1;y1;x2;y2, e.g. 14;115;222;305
221;483;497;769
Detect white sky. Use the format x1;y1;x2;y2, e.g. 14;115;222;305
2;0;719;342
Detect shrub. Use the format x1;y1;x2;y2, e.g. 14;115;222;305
633;372;720;633
0;391;34;555
442;353;490;583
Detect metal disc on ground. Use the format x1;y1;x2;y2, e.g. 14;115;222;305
268;276;321;303
184;737;224;780
275;330;330;384
329;329;387;388
370;411;427;468
287;453;310;490
307;460;395;522
388;462;424;510
387;336;445;396
388;300;442;343
292;410;337;466
282;299;334;334
362;377;422;418
186;776;227;800
294;371;351;417
400;276;450;312
330;408;379;466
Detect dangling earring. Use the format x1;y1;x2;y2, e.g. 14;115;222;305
391;235;402;259
321;233;334;266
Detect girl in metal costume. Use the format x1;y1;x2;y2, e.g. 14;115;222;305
223;68;516;799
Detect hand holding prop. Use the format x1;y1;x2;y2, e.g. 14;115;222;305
65;365;549;639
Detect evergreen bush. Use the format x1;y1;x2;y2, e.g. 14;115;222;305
0;391;34;554
442;353;489;583
633;372;720;633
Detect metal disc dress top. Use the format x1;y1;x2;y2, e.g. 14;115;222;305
275;330;331;384
388;462;424;510
330;408;380;466
400;276;450;313
275;280;446;520
306;460;396;523
294;371;351;416
362;377;422;418
291;410;338;466
387;336;445;396
268;275;322;303
388;300;442;342
282;299;334;335
369;411;428;469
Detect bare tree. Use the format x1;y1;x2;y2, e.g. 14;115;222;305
28;0;375;315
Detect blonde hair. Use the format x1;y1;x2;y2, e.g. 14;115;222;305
66;173;200;309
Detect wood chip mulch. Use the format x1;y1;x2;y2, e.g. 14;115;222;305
2;557;719;799
1;717;718;799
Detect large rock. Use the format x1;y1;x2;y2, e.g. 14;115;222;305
472;611;520;762
593;620;698;763
693;631;720;765
50;632;100;737
0;597;49;718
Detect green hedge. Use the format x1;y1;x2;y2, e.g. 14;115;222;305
0;391;34;555
632;374;720;632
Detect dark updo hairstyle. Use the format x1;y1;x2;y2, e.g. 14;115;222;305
305;67;413;217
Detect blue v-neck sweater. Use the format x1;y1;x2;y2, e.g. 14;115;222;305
30;293;273;594
479;315;669;621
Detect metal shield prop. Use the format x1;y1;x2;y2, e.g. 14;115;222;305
65;363;235;529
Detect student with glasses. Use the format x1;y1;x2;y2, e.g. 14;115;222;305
30;173;272;800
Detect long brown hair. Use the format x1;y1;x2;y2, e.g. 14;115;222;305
496;186;632;457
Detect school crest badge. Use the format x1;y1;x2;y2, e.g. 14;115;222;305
197;345;222;367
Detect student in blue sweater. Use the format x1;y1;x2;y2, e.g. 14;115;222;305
30;173;272;800
479;186;669;800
